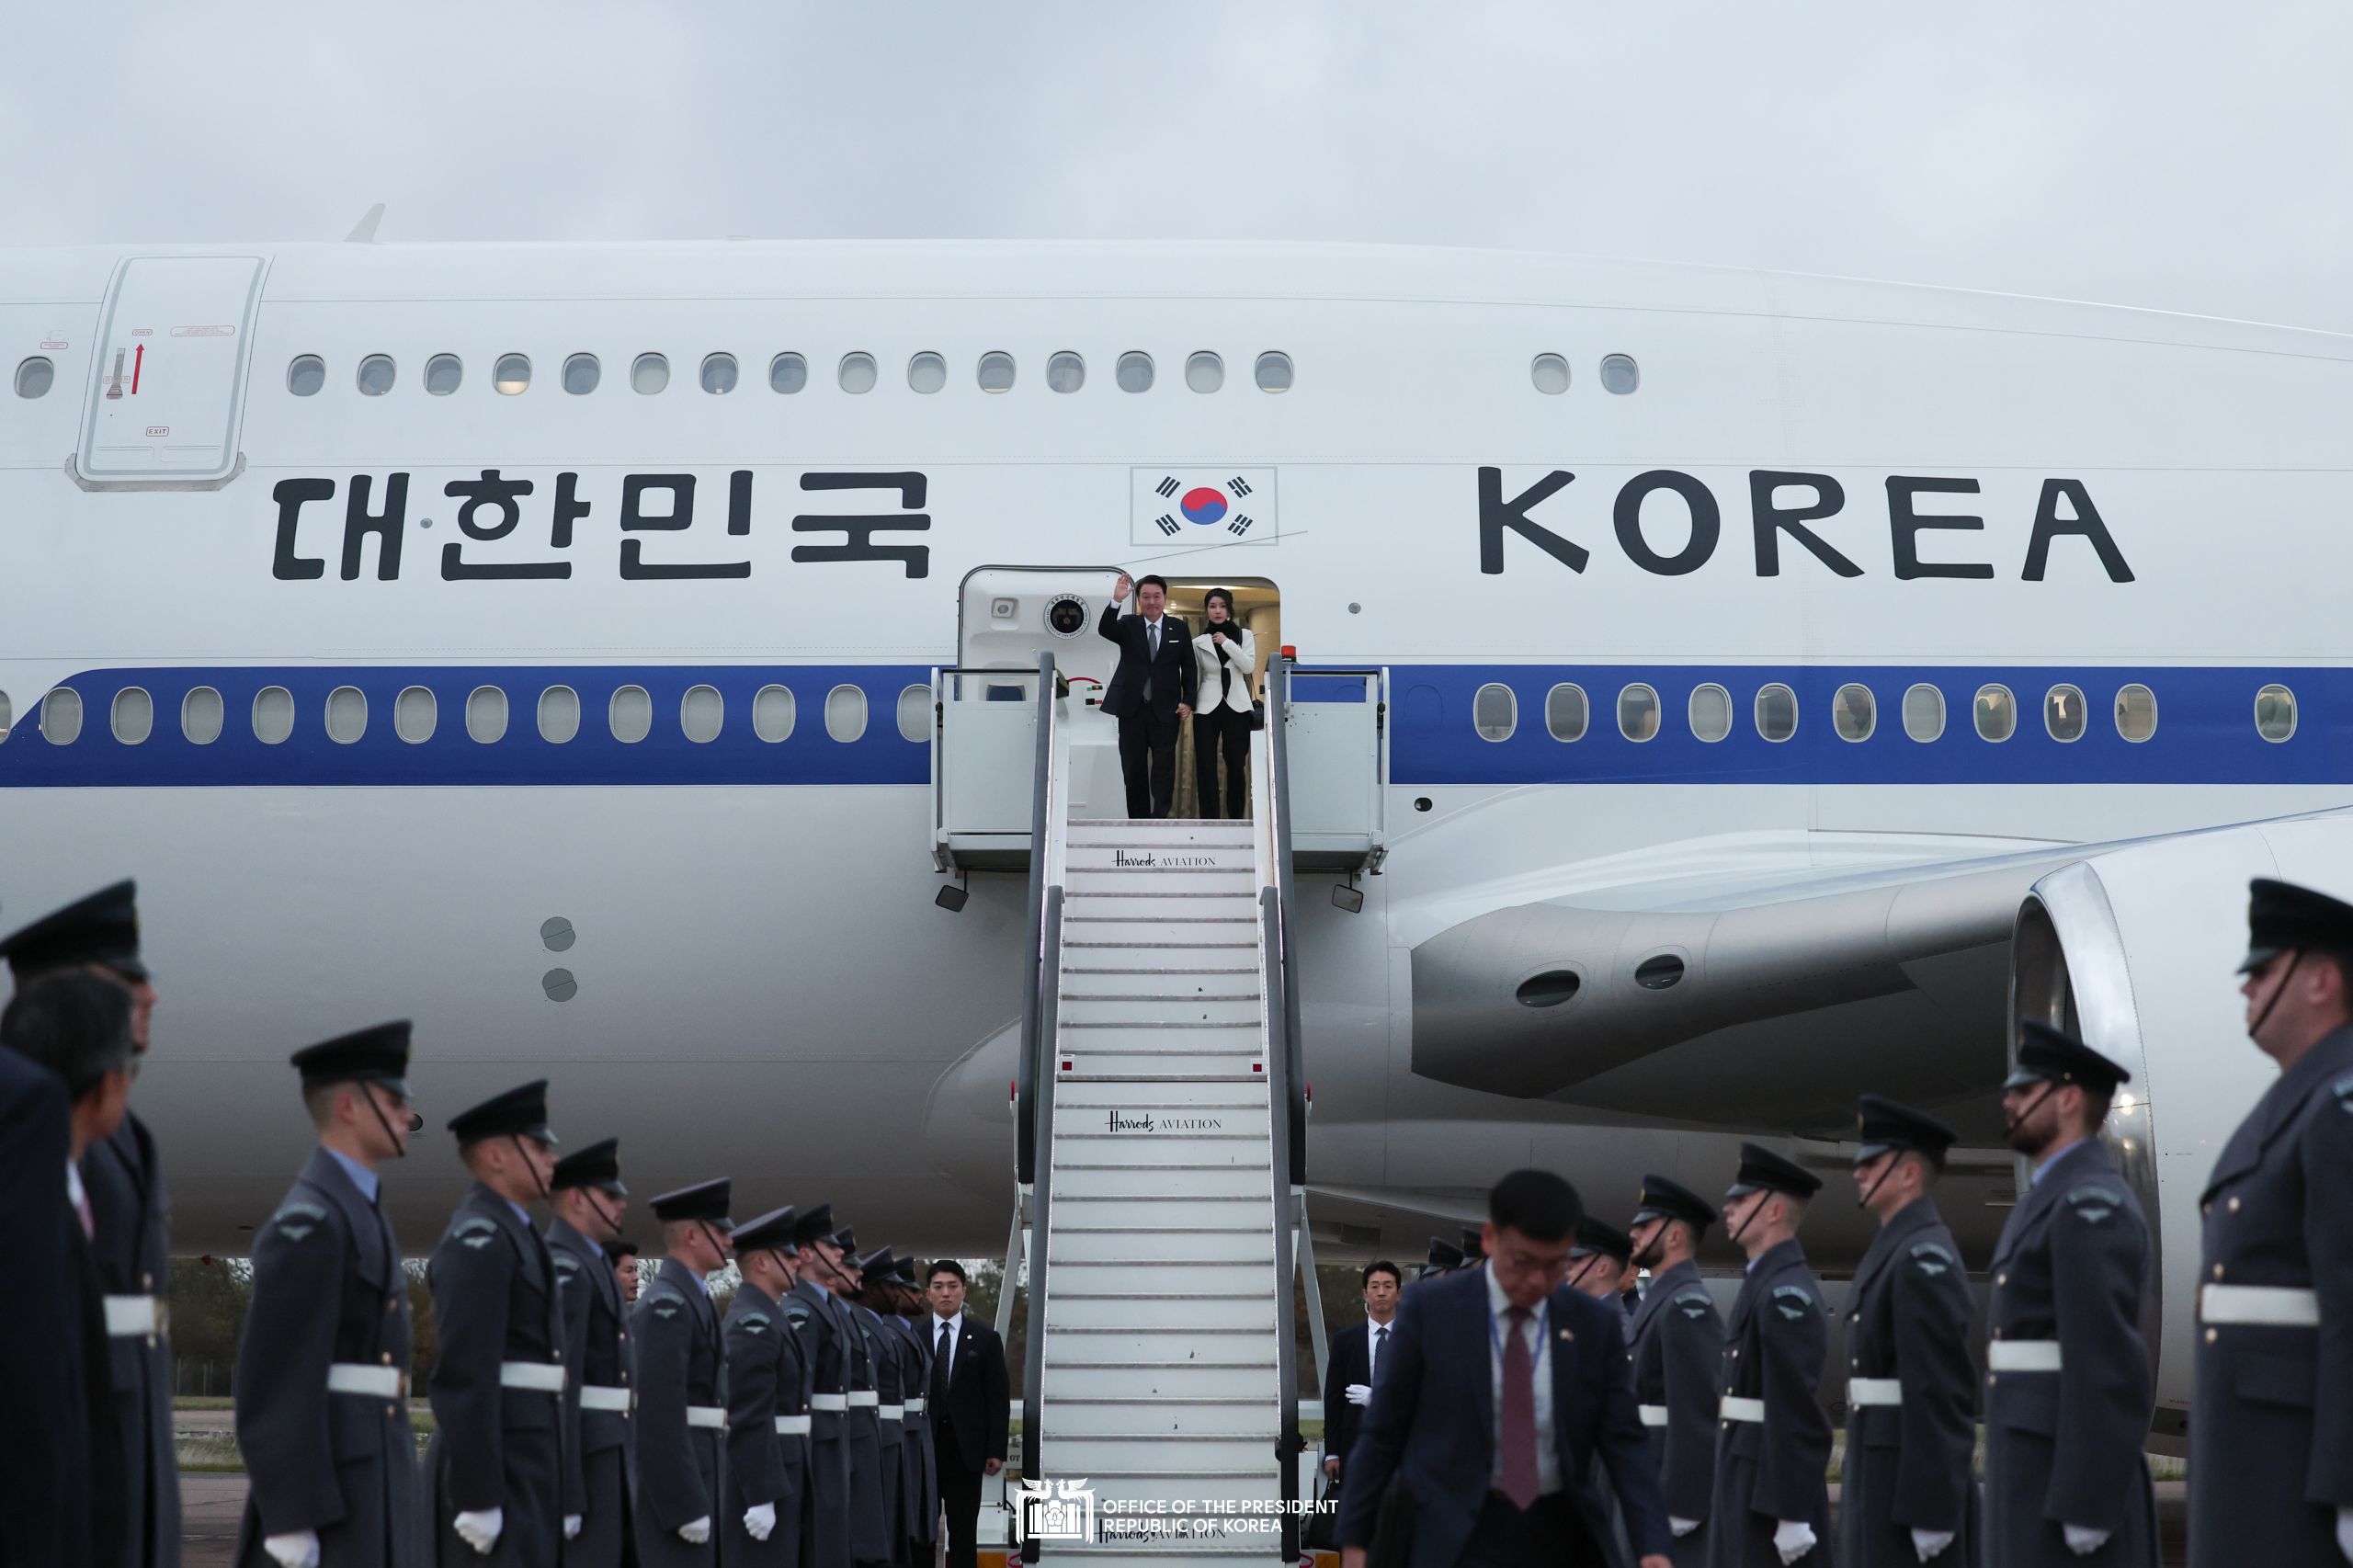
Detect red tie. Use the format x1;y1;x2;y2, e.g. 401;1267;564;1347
1499;1305;1540;1508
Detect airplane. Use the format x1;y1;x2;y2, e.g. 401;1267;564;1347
5;238;2351;1449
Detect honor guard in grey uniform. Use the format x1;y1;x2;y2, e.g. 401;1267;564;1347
233;1024;424;1568
1838;1098;1975;1568
882;1260;938;1568
426;1082;569;1568
784;1205;855;1568
853;1249;909;1564
634;1180;736;1568
2193;880;2353;1566
1625;1176;1725;1568
724;1206;812;1568
824;1233;891;1567
1708;1144;1833;1568
1;881;181;1568
1984;1025;2155;1568
545;1139;635;1568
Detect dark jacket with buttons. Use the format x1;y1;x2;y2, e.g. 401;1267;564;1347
2190;1027;2353;1568
83;1112;181;1568
233;1148;418;1568
1836;1197;1975;1568
1981;1139;2155;1568
631;1258;727;1568
788;1280;853;1568
1628;1257;1722;1566
547;1216;633;1568
1706;1237;1833;1568
722;1278;810;1567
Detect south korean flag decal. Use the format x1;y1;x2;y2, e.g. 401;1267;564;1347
1130;468;1279;547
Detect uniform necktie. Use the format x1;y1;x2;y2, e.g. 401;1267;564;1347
1499;1305;1540;1509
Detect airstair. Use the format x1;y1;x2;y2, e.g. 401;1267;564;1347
999;654;1320;1562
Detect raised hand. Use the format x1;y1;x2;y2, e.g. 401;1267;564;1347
1113;574;1132;601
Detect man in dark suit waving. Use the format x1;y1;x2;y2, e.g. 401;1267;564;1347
1338;1170;1673;1568
924;1260;1008;1568
1098;573;1198;818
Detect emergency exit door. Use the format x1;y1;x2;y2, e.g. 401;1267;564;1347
76;255;266;487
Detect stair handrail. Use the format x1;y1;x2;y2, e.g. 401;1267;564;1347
1257;656;1306;1559
1015;651;1060;1187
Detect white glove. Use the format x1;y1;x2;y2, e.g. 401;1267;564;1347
677;1516;711;1545
1669;1516;1700;1538
2336;1506;2351;1563
1912;1528;1954;1562
1344;1382;1371;1407
2063;1524;2109;1556
1773;1519;1817;1564
563;1515;582;1540
745;1502;777;1541
262;1531;320;1568
453;1509;504;1555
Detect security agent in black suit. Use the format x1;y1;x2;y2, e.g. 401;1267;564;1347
1838;1098;1975;1568
923;1259;1009;1568
1624;1176;1725;1568
2;971;137;1568
2197;880;2353;1567
1;880;182;1568
634;1180;735;1568
1983;1025;2156;1568
1097;572;1198;818
233;1023;425;1568
425;1082;571;1567
545;1139;636;1568
1323;1260;1404;1489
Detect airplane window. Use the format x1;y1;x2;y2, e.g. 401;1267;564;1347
896;684;932;742
1185;352;1224;393
824;684;869;743
838;353;878;394
1834;683;1876;742
977;351;1017;392
425;355;463;396
1688;684;1732;742
1902;683;1946;742
681;685;724;744
42;687;84;745
700;353;738;395
908;352;948;394
631;354;670;395
1544;683;1587;742
1618;684;1661;743
0;689;11;742
561;355;600;395
1255;352;1293;392
1529;354;1569;394
1973;684;2017;743
537;687;580;744
1048;351;1086;393
395;687;437;744
287;356;326;396
2114;684;2157;743
110;687;153;745
2256;684;2296;743
465;686;509;744
1472;683;1517;742
252;687;295;745
609;686;654;744
1116;351;1154;392
15;357;54;398
769;353;809;393
2043;684;2086;743
1755;684;1798;742
356;355;396;396
1600;354;1640;394
753;685;796;742
180;687;223;745
494;354;532;394
324;687;368;744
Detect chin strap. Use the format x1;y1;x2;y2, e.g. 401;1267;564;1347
1566;1256;1603;1292
582;1189;622;1240
2002;1080;2058;1145
358;1082;410;1161
1725;1199;1761;1249
510;1136;551;1204
1856;1154;1901;1211
2249;950;2303;1044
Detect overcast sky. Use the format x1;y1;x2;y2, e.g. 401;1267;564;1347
5;2;2347;331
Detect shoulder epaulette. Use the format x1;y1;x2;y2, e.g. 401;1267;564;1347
738;1312;771;1334
1909;1241;1955;1276
269;1200;329;1242
2067;1186;2122;1222
454;1215;502;1249
1770;1284;1814;1320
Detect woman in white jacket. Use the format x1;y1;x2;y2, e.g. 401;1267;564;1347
1190;587;1257;818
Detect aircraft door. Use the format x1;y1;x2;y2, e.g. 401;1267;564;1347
76;255;266;487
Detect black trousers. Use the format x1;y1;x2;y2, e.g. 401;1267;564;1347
934;1435;982;1568
1192;705;1252;818
1117;705;1179;818
1459;1491;1592;1568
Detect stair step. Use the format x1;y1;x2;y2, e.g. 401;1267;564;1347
1065;940;1256;950
1046;1261;1277;1297
1063;894;1262;920
1060;968;1264;999
1040;1435;1278;1473
1051;1136;1274;1165
1040;1328;1281;1365
1056;1084;1268;1108
1046;1296;1274;1330
1057;1071;1267;1083
1065;842;1256;870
